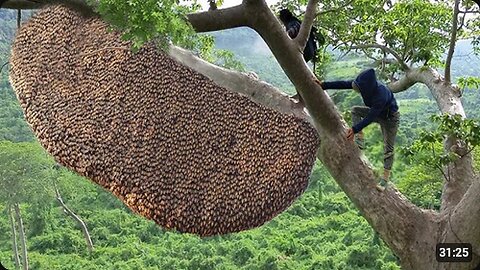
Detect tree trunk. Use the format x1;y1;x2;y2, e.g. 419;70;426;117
8;205;21;270
55;186;94;252
13;203;28;270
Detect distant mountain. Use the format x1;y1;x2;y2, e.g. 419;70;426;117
450;39;480;78
211;28;480;79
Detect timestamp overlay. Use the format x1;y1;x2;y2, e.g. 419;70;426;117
436;243;473;263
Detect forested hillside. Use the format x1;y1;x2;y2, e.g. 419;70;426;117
0;8;479;270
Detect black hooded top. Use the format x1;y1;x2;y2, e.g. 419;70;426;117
279;9;317;63
321;69;399;133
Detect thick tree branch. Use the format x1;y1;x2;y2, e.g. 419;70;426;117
406;67;474;213
168;45;310;122
351;44;410;71
387;71;417;93
294;0;318;51
244;0;335;135
450;177;480;255
4;0;249;35
2;0;39;9
445;0;460;83
186;5;247;33
408;67;463;116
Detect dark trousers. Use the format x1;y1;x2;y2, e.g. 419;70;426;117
351;106;400;170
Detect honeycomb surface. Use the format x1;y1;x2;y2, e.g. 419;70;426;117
10;5;319;236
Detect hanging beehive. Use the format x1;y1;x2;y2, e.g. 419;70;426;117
9;5;319;236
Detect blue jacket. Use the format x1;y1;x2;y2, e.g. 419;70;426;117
321;69;398;133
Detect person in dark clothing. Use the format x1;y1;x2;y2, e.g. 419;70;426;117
279;9;317;63
321;69;400;191
279;9;318;104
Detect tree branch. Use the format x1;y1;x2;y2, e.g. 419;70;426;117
294;0;318;51
387;73;417;93
0;62;9;74
4;0;249;34
168;45;311;122
13;203;28;270
450;177;480;255
351;44;410;71
405;66;474;213
186;5;247;33
458;9;480;14
54;182;94;252
457;11;467;31
445;0;460;83
8;205;21;270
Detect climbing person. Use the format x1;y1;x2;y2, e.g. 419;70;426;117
279;8;321;104
279;8;318;63
320;69;400;191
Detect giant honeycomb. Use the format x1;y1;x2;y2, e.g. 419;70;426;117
9;5;320;236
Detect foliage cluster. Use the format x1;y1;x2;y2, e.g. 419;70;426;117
402;114;480;181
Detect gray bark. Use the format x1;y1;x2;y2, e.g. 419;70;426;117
8;205;21;270
406;67;474;213
444;0;460;83
13;203;28;270
168;46;311;122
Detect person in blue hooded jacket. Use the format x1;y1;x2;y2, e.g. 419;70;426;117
321;69;400;191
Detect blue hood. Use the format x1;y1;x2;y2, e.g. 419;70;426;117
319;68;398;133
354;69;377;96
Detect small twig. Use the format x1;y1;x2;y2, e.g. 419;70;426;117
458;9;480;14
359;47;377;61
0;62;9;74
460;146;475;158
432;144;450;182
351;43;409;71
436;164;449;182
457;12;467;32
17;9;21;28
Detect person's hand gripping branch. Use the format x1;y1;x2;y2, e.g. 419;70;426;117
346;128;355;142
